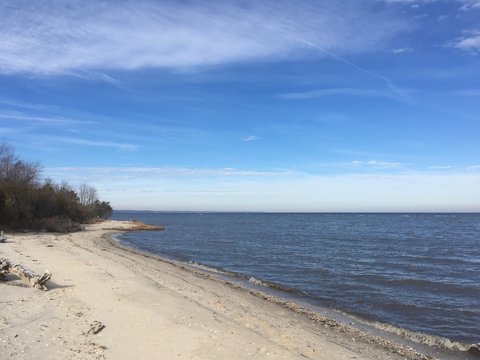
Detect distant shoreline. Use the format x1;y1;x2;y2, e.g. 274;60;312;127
114;209;480;214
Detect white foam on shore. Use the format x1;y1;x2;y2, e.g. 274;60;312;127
368;320;471;353
187;261;223;274
248;276;267;286
110;234;121;242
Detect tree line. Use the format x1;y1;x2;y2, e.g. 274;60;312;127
0;142;112;232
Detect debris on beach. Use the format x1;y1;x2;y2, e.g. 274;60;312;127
88;321;105;335
469;343;480;356
0;258;52;290
0;231;6;243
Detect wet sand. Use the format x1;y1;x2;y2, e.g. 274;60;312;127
0;220;434;359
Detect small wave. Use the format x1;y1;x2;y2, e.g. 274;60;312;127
111;234;121;242
185;262;299;294
248;276;267;286
304;267;334;276
369;320;471;352
404;254;480;266
349;273;479;295
187;261;223;274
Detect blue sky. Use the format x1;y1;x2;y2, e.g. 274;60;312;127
1;0;479;211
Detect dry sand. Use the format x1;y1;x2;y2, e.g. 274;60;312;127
0;220;434;360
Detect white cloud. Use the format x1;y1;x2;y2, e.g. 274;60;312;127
45;166;289;180
451;89;480;96
72;71;125;89
429;165;455;170
243;135;260;142
0;98;62;112
452;36;480;50
449;30;480;52
347;160;403;169
277;88;392;99
460;0;480;11
381;0;435;4
0;112;97;125
46;137;138;151
0;1;408;75
391;47;413;54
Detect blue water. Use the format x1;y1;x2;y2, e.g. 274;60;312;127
113;212;480;344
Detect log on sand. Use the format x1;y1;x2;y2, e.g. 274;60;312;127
0;258;52;290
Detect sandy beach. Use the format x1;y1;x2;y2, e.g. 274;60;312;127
0;220;435;360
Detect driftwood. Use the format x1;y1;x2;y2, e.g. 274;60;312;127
0;231;6;243
0;258;52;290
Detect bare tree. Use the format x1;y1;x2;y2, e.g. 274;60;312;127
0;141;15;180
0;141;41;186
78;183;98;206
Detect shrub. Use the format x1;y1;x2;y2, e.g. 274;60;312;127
41;217;83;233
0;142;112;232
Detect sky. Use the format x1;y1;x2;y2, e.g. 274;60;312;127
1;0;479;212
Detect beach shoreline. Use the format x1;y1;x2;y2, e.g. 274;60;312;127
0;220;469;359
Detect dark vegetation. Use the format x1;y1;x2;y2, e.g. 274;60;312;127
0;142;112;232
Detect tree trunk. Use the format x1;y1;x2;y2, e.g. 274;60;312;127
0;258;52;290
0;231;6;243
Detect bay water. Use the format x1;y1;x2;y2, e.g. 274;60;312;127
113;212;480;346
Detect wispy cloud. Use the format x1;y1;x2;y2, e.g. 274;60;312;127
242;135;260;142
45;136;138;151
347;160;404;169
391;47;413;54
448;29;480;52
450;89;480;96
0;1;408;75
277;88;393;100
46;166;289;179
429;165;455;170
460;0;480;11
0;112;97;126
0;98;62;112
380;0;436;5
71;71;125;89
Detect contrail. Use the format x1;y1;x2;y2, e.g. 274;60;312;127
299;38;409;101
